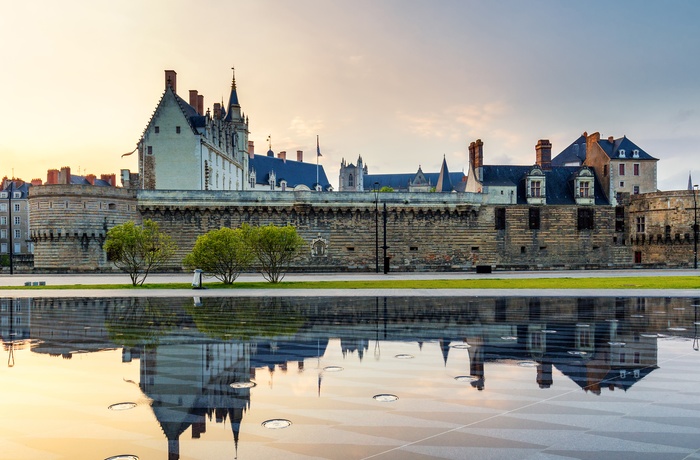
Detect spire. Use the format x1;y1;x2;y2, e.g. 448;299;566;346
689;171;693;191
224;67;241;122
435;155;453;192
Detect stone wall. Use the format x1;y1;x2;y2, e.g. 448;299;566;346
628;190;699;267
138;190;624;271
29;185;139;270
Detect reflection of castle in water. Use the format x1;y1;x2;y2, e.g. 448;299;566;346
5;295;700;458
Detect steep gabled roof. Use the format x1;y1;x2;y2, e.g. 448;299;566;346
363;172;465;191
598;136;657;161
552;135;587;166
435;156;453;192
481;165;609;205
249;155;331;189
141;86;204;139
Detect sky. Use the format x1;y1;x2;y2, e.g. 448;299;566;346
1;0;699;191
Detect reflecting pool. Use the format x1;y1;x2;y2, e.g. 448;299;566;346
1;296;700;459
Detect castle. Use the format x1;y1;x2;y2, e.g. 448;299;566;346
23;68;700;273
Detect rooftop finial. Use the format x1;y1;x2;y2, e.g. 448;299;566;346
231;66;237;90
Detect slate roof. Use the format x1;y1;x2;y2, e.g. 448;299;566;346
481;165;609;205
436;157;453;192
249;154;331;190
363;172;465;191
552;135;657;166
69;175;113;187
2;181;31;197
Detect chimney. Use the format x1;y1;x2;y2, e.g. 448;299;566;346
197;95;204;116
47;169;59;185
59;166;71;185
278;151;287;162
248;140;255;159
608;136;614;143
474;139;483;170
85;174;96;185
213;103;221;119
31;178;43;186
468;142;476;170
297;150;303;162
101;174;116;187
189;90;198;113
121;169;131;188
535;139;552;170
164;70;177;92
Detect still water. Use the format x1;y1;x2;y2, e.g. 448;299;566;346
1;296;700;460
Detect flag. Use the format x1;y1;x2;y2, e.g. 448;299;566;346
317;135;322;157
121;146;137;158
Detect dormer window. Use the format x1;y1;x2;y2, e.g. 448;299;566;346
525;167;546;205
574;166;595;205
13;192;21;199
619;149;626;158
632;149;639;158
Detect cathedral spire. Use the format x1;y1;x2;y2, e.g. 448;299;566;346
224;66;241;122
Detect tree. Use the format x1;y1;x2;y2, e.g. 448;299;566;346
379;186;394;192
248;224;306;283
104;220;176;286
183;226;254;284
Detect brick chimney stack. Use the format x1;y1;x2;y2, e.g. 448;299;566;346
189;90;199;113
213;103;221;119
197;95;204;116
31;178;43;186
47;169;59;185
297;150;303;162
165;70;177;92
278;151;287;162
248;141;255;159
535;139;552;170
59;166;71;185
85;174;96;185
101;174;116;187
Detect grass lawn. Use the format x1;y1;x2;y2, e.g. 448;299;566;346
3;276;699;290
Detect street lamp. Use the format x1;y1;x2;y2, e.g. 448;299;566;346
693;184;698;270
382;202;389;274
373;182;379;273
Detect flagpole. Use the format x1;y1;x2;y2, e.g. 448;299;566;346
316;135;320;190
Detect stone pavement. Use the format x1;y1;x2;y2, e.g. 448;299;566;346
0;269;698;298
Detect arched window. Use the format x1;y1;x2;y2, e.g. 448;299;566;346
348;173;354;187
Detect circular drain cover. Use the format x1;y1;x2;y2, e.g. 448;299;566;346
262;419;292;429
394;354;414;359
323;366;344;372
230;381;257;389
373;394;398;402
454;375;478;382
108;403;136;411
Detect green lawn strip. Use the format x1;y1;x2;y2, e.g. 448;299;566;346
2;276;699;290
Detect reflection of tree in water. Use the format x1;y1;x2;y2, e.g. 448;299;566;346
106;298;193;346
186;297;305;340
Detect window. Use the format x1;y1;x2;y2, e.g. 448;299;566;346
615;206;625;232
0;204;5;212
620;181;625;188
495;207;506;230
13;229;20;239
176;126;181;134
0;243;5;253
619;164;625;176
579;181;590;197
633;163;640;176
636;216;645;233
147;146;153;155
13;216;20;225
633;185;640;195
0;216;5;225
154;126;160;134
13;203;20;212
13;243;20;254
577;208;594;230
13;192;20;199
604;164;608;176
619;149;626;158
634;251;642;263
529;207;540;230
0;229;5;238
348;173;354;187
530;180;541;197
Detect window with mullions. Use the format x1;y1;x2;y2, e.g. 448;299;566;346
528;207;540;230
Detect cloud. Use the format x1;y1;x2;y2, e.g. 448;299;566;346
289;116;325;138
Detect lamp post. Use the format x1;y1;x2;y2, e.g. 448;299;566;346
694;184;698;270
373;182;379;273
382;202;389;274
